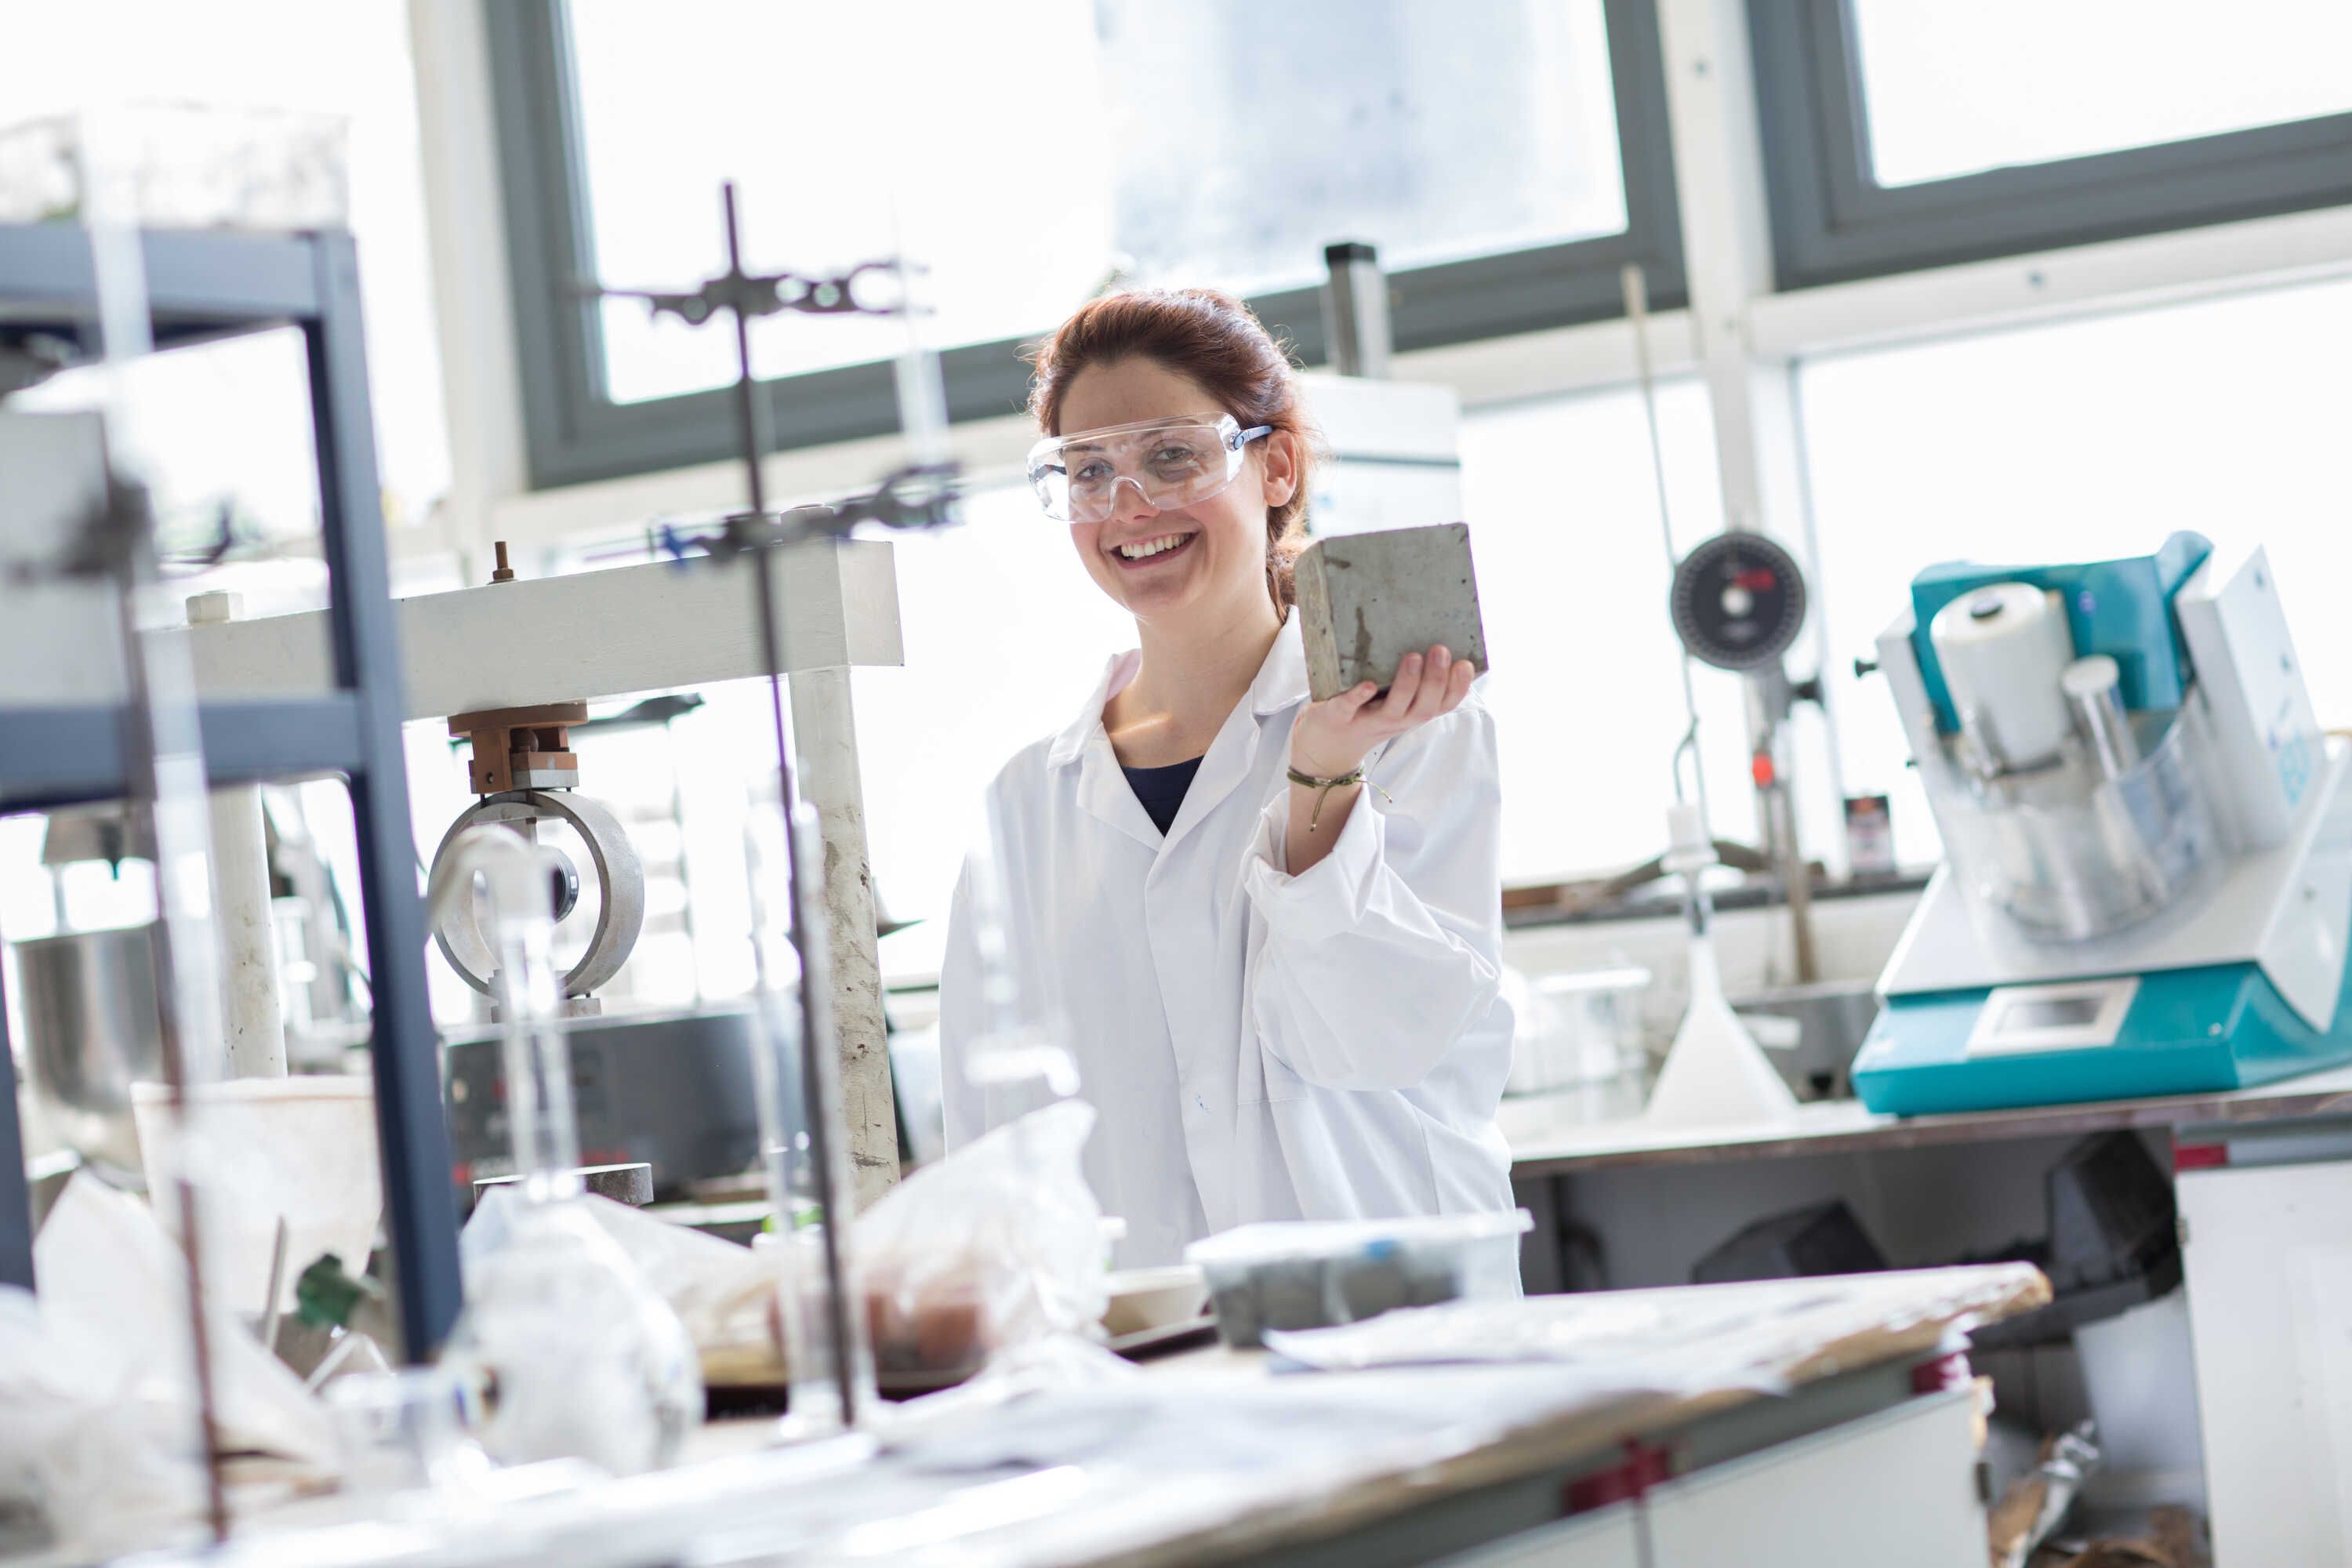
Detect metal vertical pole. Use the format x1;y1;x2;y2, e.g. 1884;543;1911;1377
1320;241;1393;379
1657;0;1840;875
188;590;289;1079
714;182;861;1430
304;234;461;1359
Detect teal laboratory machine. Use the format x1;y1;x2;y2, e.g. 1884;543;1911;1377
1852;533;2352;1115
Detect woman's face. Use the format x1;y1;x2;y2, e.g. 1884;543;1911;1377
1056;358;1296;629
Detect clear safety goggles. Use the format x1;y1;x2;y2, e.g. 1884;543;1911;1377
1025;412;1272;524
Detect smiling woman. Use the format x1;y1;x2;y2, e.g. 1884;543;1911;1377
1027;291;1320;624
936;289;1515;1274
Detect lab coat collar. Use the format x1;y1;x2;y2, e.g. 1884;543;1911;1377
1250;616;1312;717
1045;619;1309;772
1047;649;1142;769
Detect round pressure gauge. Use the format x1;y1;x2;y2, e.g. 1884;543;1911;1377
1669;532;1809;672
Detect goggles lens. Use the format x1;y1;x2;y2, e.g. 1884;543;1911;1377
1027;414;1271;523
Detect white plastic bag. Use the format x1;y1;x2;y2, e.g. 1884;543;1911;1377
446;1190;703;1475
0;1284;204;1554
855;1099;1113;1382
0;1173;336;1554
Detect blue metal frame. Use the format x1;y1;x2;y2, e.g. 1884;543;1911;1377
0;700;365;811
0;958;27;1292
0;224;461;1355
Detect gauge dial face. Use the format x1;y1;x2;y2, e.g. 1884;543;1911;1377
1670;532;1808;671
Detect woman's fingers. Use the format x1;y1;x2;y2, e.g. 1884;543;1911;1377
1404;646;1455;721
1376;652;1425;719
1340;681;1381;713
1441;655;1475;712
1346;648;1474;739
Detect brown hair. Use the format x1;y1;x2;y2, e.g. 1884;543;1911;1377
1027;288;1319;610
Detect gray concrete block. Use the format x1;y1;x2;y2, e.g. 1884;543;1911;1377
1294;522;1487;702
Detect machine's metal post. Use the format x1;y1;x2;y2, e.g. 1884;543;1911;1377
786;662;901;1206
1746;670;1820;985
1321;241;1393;379
187;590;288;1079
1776;782;1819;982
305;234;462;1359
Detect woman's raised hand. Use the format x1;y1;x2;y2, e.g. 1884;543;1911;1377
1289;644;1476;778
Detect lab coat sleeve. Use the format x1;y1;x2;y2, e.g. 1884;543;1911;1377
934;860;988;1152
1241;693;1505;1092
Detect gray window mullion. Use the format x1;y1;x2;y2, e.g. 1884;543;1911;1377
1752;0;2352;292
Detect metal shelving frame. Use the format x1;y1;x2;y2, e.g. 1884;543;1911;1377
0;223;461;1356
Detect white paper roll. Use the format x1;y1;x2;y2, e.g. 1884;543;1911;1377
1930;582;2077;769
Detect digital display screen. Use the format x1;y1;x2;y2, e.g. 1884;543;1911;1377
2001;996;2103;1032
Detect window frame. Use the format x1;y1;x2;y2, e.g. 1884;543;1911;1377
485;0;1687;492
1748;0;2352;291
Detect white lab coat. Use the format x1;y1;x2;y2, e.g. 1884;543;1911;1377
938;619;1517;1270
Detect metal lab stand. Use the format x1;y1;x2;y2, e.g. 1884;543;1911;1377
0;224;460;1356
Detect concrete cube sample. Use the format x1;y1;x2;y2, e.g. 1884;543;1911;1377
1294;522;1487;702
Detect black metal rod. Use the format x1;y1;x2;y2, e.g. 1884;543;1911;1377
720;183;858;1430
104;492;229;1544
724;182;768;523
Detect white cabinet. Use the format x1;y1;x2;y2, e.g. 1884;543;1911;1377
1446;1388;1986;1568
2180;1156;2352;1568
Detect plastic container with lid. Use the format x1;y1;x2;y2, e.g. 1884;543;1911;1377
1508;964;1653;1098
1184;1210;1533;1348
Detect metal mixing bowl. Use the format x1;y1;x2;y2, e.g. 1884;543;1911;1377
13;924;163;1178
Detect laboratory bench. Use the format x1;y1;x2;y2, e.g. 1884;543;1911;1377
3;1266;2043;1568
1502;1062;2352;1180
1501;1064;2352;1307
1502;1067;2352;1567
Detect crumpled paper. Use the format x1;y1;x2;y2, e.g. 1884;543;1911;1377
0;1172;336;1554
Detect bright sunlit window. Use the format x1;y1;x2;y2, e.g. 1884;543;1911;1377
565;0;1625;405
1850;0;2352;187
854;485;1143;927
1460;384;1763;884
1800;275;2352;868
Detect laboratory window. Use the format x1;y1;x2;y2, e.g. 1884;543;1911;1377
1849;0;2352;187
1749;0;2352;288
853;484;1142;928
1458;383;1759;887
564;0;1632;407
490;0;1682;487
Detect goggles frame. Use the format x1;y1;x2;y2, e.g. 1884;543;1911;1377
1025;412;1274;524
